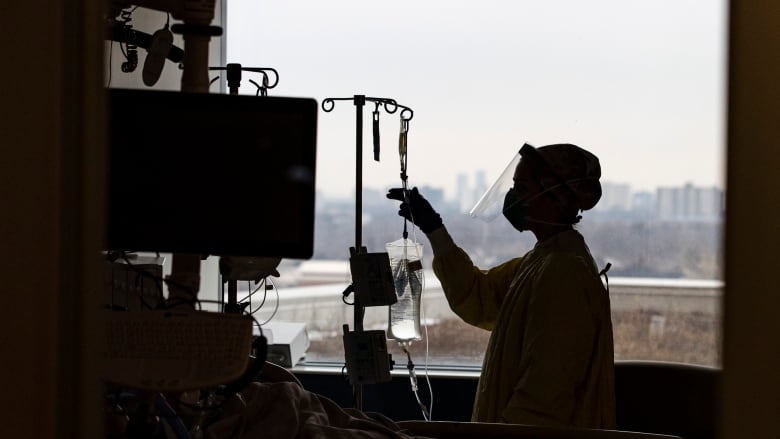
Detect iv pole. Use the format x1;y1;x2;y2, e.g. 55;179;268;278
321;95;414;410
209;63;280;96
207;64;282;313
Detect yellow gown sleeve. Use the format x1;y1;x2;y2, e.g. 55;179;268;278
500;253;600;425
428;227;523;331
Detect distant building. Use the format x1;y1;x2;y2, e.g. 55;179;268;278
471;170;489;212
455;172;469;212
599;182;633;211
656;183;724;221
453;171;489;213
362;187;386;209
631;191;655;215
419;185;445;208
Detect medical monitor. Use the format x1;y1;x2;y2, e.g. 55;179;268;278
107;88;318;258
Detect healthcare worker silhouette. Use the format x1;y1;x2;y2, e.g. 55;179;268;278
387;143;615;428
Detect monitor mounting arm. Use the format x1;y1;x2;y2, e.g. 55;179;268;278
110;0;221;93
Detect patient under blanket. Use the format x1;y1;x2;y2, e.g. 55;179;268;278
206;381;433;439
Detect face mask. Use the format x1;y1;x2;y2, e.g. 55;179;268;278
503;186;576;232
502;189;530;232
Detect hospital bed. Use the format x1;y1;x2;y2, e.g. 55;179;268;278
241;362;684;439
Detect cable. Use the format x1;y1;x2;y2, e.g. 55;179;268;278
253;277;280;326
118;7;138;73
342;265;356;305
599;262;612;295
405;232;434;420
402;346;430;421
255;279;270;310
107;40;113;87
342;284;355;305
406;226;434;420
114;251;165;310
422;285;434;420
410;224;434;421
392;111;436;420
236;278;269;314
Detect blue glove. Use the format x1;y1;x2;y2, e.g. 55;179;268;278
386;187;443;234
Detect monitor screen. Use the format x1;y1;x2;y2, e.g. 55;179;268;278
107;88;318;258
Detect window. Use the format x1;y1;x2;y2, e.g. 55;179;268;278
226;0;727;368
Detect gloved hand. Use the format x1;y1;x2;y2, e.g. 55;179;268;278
386;187;443;234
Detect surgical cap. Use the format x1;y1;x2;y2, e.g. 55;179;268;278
534;143;602;211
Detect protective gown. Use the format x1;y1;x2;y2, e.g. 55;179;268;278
429;227;616;428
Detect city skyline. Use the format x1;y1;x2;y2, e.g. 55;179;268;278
317;177;726;204
227;0;728;202
316;179;725;225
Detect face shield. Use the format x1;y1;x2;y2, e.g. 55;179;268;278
468;151;523;221
470;143;576;222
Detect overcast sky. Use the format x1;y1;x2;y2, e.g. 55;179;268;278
226;0;727;200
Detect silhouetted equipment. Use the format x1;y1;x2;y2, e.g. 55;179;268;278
209;63;280;96
107;88;318;259
321;95;414;409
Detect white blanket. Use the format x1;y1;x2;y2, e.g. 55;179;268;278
206;382;434;439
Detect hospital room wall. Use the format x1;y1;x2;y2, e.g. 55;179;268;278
720;1;780;437
0;0;104;436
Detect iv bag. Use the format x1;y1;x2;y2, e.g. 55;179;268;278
386;238;424;343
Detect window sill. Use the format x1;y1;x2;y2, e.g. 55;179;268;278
290;361;482;379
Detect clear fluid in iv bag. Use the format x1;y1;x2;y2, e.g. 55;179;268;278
386;238;423;342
